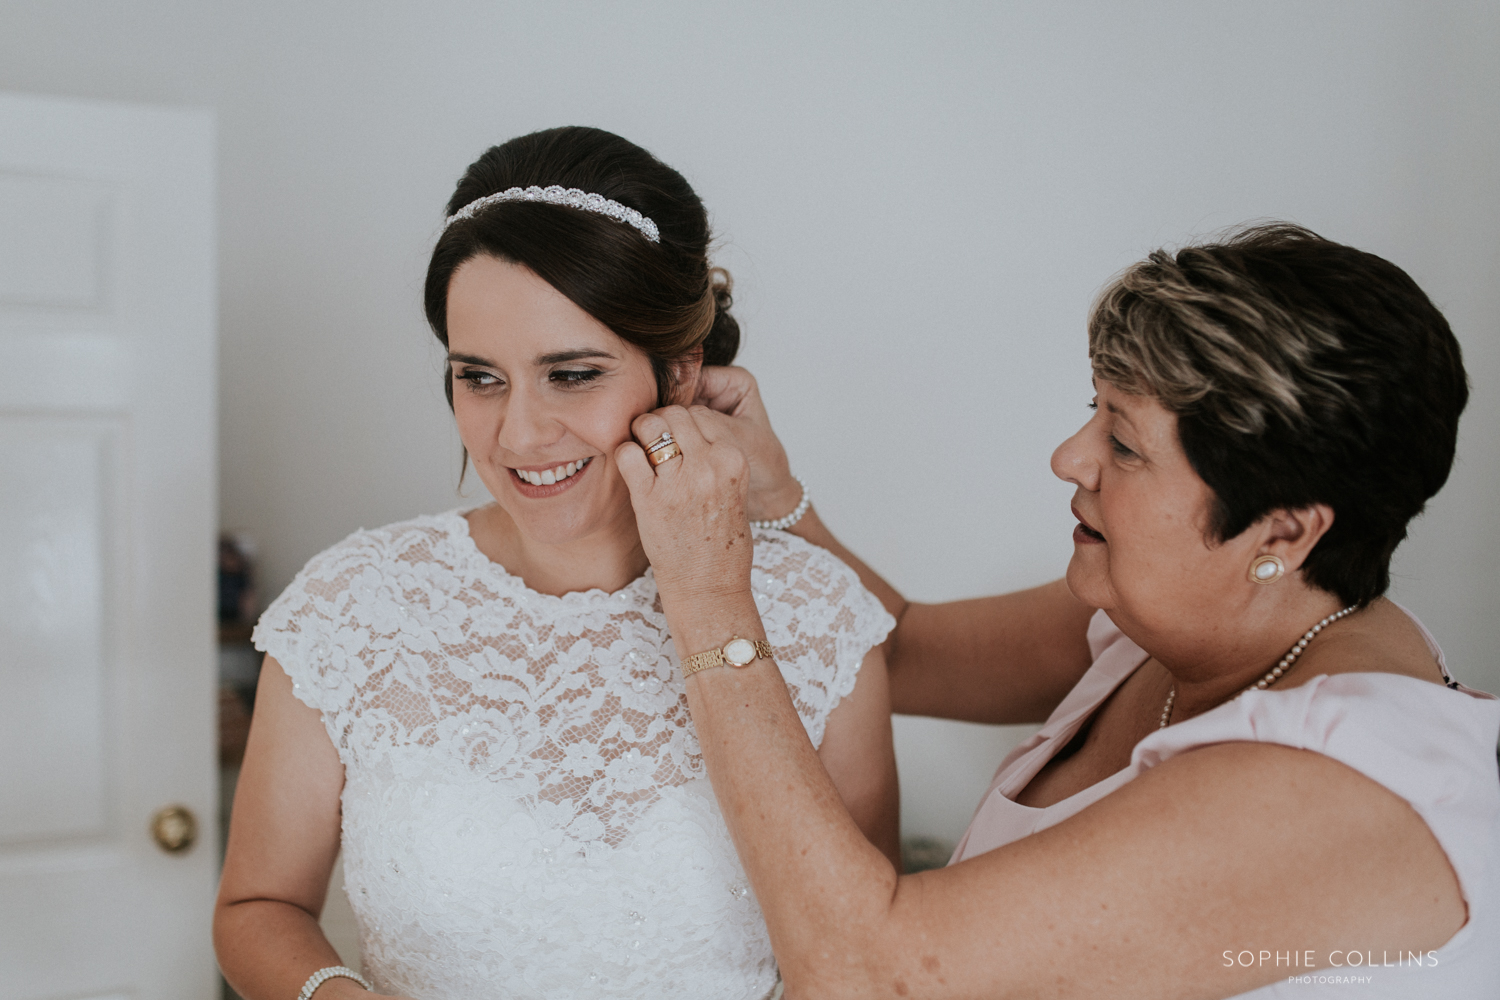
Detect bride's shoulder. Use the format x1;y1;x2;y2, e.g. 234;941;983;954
749;530;894;741
750;526;836;582
750;528;885;616
255;510;473;661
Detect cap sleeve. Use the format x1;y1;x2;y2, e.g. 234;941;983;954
750;529;896;748
251;528;384;716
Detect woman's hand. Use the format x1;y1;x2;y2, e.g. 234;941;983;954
691;366;802;522
615;404;755;619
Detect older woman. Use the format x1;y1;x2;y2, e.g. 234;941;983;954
617;224;1500;998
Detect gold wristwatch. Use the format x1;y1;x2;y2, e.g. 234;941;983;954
682;636;774;677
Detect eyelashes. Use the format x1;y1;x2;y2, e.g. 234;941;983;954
549;368;602;385
457;369;500;390
1088;398;1137;458
454;368;604;392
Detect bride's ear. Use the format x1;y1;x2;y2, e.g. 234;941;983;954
668;348;705;407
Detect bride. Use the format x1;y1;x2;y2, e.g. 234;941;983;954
213;126;899;1000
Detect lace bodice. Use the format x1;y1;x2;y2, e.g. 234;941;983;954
254;510;893;999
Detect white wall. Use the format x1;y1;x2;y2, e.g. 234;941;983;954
4;0;1496;842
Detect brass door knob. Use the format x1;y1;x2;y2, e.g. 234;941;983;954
150;805;198;854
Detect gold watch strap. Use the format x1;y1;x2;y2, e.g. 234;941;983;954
682;638;774;677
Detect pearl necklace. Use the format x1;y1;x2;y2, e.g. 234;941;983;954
1158;604;1359;730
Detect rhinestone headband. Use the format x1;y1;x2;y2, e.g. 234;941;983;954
443;185;660;243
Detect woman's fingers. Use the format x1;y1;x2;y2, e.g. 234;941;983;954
654;404;711;456
684;367;795;522
630;411;673;451
694;365;759;417
620;400;753;612
688;404;737;445
629;409;692;478
614;438;656;496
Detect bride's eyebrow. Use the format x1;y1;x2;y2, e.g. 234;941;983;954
446;348;620;367
536;348;618;365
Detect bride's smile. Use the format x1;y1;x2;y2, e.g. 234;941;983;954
508;454;593;489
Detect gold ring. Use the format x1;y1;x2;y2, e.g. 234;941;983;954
645;432;674;454
647;441;682;467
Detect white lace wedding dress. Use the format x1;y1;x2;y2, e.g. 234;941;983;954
253;510;893;999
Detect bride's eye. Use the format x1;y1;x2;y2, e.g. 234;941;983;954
551;368;602;386
456;369;502;391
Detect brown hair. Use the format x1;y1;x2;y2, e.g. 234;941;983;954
1088;223;1468;606
424;126;738;411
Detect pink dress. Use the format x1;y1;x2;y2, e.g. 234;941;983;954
953;608;1500;998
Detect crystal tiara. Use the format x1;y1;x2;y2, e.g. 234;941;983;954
442;185;660;243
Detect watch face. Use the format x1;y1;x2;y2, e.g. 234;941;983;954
723;637;757;667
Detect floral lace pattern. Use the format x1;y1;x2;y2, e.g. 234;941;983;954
254;511;893;999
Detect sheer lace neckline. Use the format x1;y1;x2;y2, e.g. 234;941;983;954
444;507;660;610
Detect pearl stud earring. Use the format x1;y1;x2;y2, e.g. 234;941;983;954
1249;554;1285;584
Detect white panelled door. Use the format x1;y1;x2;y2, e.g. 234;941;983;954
0;93;216;998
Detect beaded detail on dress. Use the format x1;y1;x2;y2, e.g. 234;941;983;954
254;511;893;999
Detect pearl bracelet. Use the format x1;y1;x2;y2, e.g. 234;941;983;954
749;474;810;531
297;966;371;1000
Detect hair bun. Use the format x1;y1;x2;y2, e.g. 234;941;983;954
701;267;740;367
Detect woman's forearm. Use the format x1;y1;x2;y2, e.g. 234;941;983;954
214;659;391;999
889;579;1097;724
214;899;366;1000
673;594;898;996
